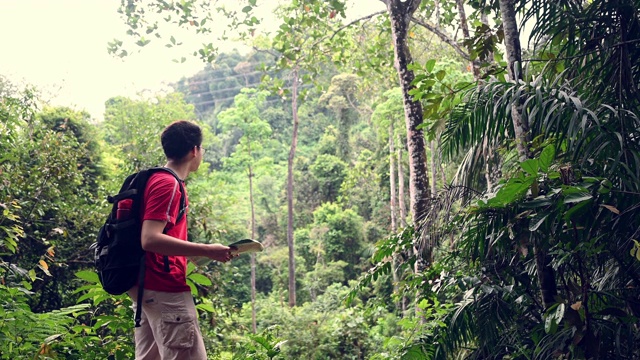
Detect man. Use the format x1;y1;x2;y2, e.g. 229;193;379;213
128;120;232;359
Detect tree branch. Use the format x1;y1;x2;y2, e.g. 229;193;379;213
346;93;373;116
330;10;386;41
410;16;470;61
252;46;280;60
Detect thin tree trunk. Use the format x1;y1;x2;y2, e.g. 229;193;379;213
455;0;481;78
499;0;531;161
390;124;397;233
389;123;400;311
499;0;556;310
483;137;494;192
437;134;446;186
430;140;437;194
397;134;407;228
287;68;300;307
248;164;257;333
246;136;258;333
397;134;408;314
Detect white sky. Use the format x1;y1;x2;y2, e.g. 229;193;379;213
0;0;384;121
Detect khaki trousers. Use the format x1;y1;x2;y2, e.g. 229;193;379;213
128;287;207;360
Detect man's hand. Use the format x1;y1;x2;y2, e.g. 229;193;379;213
204;243;234;263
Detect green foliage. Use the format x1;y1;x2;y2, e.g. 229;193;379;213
311;203;364;280
231;326;288;360
218;88;273;171
5;0;640;358
309;154;347;203
101;93;197;174
408;59;474;138
234;283;391;359
318;74;362;159
371;88;405;142
338;149;386;224
427;143;640;358
0;283;95;360
72;270;135;359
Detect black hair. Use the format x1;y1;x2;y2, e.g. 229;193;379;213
160;120;202;160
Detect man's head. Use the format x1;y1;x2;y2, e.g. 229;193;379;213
161;120;203;161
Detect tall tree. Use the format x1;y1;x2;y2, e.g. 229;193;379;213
381;0;431;240
499;0;531;161
499;0;556;309
286;67;300;307
217;88;272;331
264;0;346;307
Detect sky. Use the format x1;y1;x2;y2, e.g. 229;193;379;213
0;0;384;122
0;1;200;120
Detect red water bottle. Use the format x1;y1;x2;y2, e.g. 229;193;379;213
116;199;133;220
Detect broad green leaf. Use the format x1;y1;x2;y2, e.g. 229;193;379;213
187;280;197;295
544;304;562;334
630;240;640;261
75;270;100;283
196;303;215;312
188;273;212;286
521;159;539;176
563;192;593;204
401;344;429;360
425;59;436;73
487;177;535;207
539;146;556;172
521;195;554;208
564;199;592;221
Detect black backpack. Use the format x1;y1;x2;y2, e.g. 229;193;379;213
92;167;186;327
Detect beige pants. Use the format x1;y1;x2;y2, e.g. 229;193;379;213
128;287;207;360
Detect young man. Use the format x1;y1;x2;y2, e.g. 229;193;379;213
127;120;232;359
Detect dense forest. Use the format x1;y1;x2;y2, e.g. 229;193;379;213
2;0;640;359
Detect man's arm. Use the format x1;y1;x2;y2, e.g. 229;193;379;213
141;219;233;262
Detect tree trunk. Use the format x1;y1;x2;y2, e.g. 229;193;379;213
455;0;481;78
483;137;494;192
397;133;408;314
499;0;531;161
430;140;437;195
397;134;407;228
386;0;431;230
390;124;397;233
437;134;447;186
389;123;400;310
287;68;300;307
386;0;430;322
499;0;556;309
248;164;257;333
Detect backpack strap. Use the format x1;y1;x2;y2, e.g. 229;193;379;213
134;255;146;328
147;167;188;273
147;167;188;223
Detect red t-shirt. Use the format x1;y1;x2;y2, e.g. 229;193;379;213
141;171;191;292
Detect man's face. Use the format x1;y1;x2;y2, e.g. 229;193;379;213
190;145;205;172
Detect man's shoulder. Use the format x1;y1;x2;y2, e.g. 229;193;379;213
147;170;180;192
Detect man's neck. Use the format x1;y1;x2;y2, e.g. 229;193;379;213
164;161;190;181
